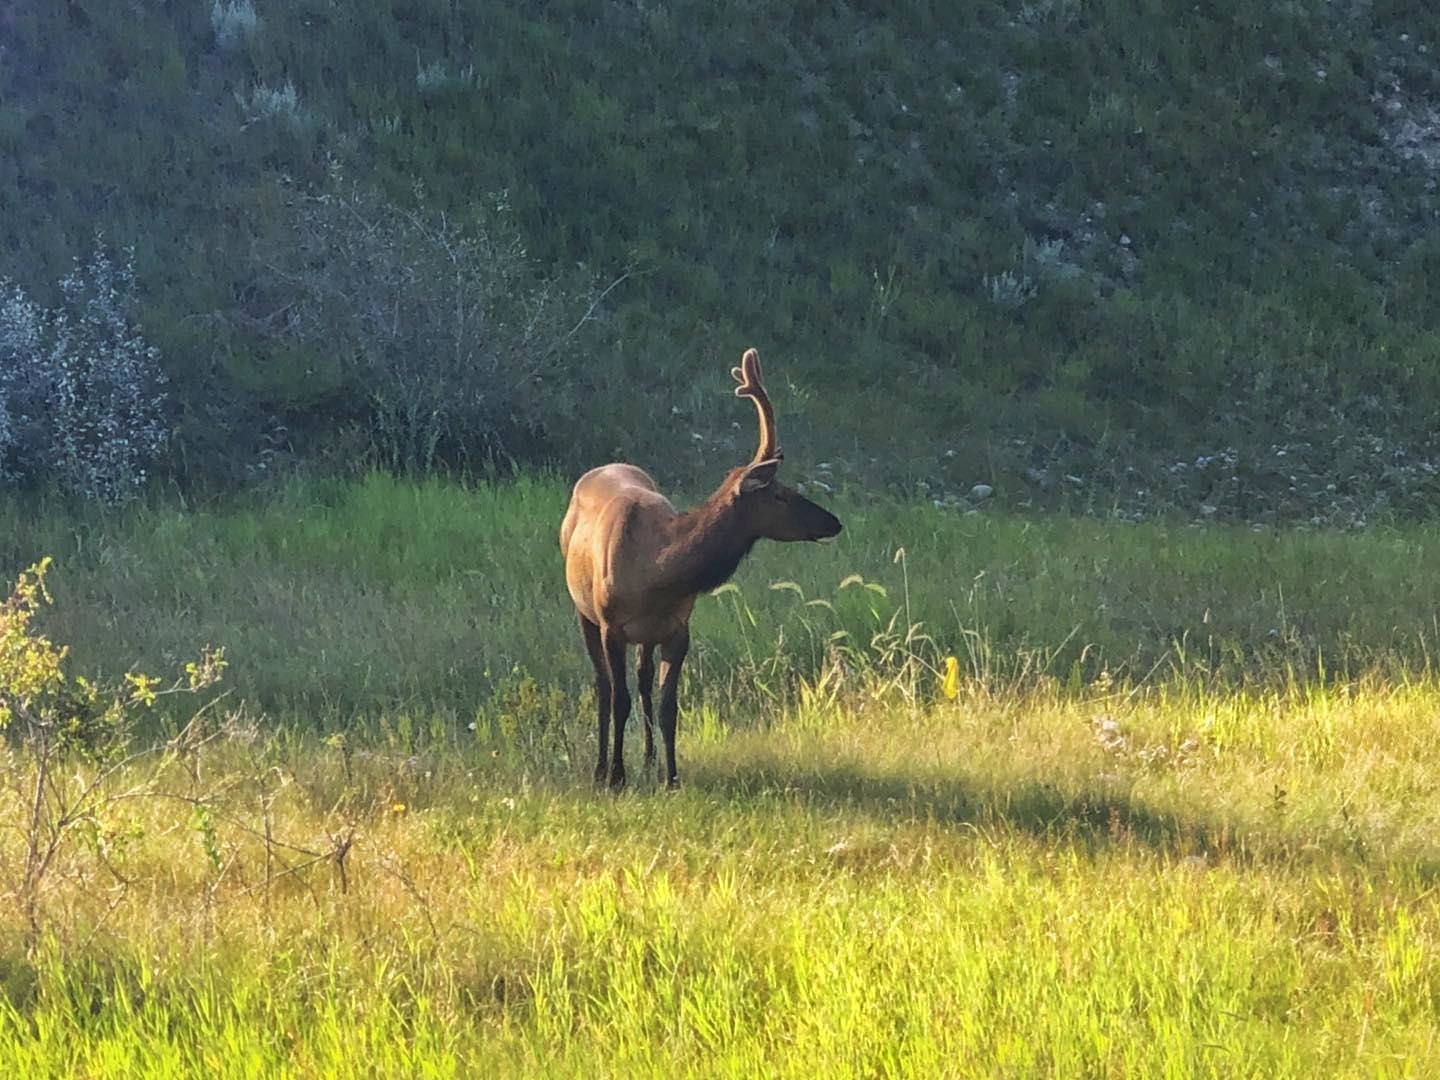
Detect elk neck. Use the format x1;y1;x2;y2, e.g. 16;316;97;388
655;482;759;598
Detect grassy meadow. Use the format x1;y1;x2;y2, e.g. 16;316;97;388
1;474;1439;1075
9;2;1440;1073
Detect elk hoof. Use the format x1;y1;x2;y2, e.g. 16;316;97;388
608;767;627;791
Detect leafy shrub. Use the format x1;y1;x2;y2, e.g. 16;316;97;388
0;558;227;943
0;241;168;504
0;283;38;478
237;80;309;130
0;557;146;761
254;171;604;472
210;0;260;53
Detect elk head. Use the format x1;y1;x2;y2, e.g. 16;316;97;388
727;348;842;543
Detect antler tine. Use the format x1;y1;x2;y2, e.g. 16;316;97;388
731;348;781;464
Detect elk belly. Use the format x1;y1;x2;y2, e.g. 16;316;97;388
619;600;696;646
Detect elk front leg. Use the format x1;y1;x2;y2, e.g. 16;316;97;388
580;616;610;784
636;646;657;770
657;631;690;789
602;627;632;790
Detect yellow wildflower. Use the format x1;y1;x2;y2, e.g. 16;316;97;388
940;655;960;701
125;671;160;707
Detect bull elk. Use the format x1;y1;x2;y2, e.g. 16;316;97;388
560;348;842;789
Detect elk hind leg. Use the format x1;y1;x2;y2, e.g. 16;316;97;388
601;627;632;790
636;646;657;769
580;616;610;784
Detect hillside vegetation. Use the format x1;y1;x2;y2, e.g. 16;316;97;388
3;2;1440;517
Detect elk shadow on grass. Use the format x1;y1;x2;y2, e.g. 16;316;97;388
683;755;1440;881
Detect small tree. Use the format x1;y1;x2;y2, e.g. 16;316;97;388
0;559;226;946
256;171;609;473
0;239;169;503
0;281;44;483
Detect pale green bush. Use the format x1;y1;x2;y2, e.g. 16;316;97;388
0;241;169;504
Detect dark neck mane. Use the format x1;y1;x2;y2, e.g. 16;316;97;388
658;486;756;597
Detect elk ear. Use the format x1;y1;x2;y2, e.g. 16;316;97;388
739;458;781;493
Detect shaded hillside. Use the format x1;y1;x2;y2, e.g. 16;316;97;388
2;1;1439;518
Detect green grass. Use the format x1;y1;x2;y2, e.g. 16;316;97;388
5;472;1440;718
0;475;1438;1074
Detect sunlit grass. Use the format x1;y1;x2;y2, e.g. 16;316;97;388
0;679;1438;1076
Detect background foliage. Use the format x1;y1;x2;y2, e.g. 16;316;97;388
2;2;1439;516
0;243;169;503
